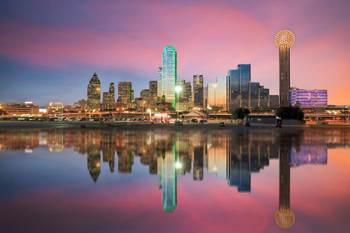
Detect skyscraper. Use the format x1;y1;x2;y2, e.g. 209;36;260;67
207;76;227;111
157;67;162;98
193;75;204;107
102;82;115;104
177;80;191;100
249;82;260;108
259;86;269;109
275;29;296;107
161;45;177;108
149;81;158;98
227;64;251;109
87;72;101;109
118;82;133;103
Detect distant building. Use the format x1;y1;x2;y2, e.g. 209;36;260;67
177;80;191;100
290;87;327;108
102;82;115;104
161;45;177;108
193;75;204;107
157;67;162;98
149;81;158;98
207;76;227;111
249;82;260;108
118;82;133;103
259;86;269;109
140;89;151;99
87;73;101;109
73;99;87;109
1;102;39;116
48;102;64;113
269;95;279;109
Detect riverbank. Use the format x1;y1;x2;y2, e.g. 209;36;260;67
1;120;349;130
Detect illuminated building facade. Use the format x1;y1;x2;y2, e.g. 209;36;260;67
161;45;177;108
118;82;133;103
87;73;101;108
290;87;327;107
0;102;39;116
275;29;296;107
193;75;204;107
207;76;227;111
102;82;115;104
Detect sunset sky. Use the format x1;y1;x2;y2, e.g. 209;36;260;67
0;0;349;106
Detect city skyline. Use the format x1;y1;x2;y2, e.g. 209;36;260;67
0;0;349;106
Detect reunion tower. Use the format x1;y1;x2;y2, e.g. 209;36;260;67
275;29;296;107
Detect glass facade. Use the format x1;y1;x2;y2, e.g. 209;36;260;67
227;69;240;109
259;87;269;109
216;76;227;111
157;67;162;98
290;87;327;107
249;82;260;108
239;64;251;107
161;45;177;108
193;75;204;107
227;64;251;109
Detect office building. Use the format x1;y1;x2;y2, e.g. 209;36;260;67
118;82;133;103
275;29;296;107
193;75;204;107
161;45;177;108
227;64;251;109
87;72;101;108
140;89;151;99
177;80;192;100
157;67;162;98
249;82;260;108
149;81;158;98
270;95;279;109
102;82;115;104
290;88;327;107
259;86;269;109
207;76;227;111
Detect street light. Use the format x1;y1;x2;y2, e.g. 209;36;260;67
175;85;182;119
147;108;151;120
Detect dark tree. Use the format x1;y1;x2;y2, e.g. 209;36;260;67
231;108;250;120
276;106;304;121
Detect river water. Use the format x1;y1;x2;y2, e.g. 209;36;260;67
0;128;349;233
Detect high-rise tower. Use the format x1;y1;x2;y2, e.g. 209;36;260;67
193;75;204;107
275;29;295;107
161;45;177;108
87;72;101;109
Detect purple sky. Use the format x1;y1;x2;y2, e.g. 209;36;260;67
0;0;349;106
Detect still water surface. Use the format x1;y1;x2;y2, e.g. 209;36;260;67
0;128;349;233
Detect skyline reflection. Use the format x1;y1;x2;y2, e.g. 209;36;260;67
0;128;349;231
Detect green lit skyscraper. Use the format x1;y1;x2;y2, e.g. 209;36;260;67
161;45;177;108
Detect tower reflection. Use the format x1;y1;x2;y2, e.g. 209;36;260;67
0;128;346;219
275;134;295;229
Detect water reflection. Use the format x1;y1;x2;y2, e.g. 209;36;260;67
0;128;349;229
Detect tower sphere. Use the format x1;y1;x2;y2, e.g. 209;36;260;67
275;29;295;48
274;210;295;229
